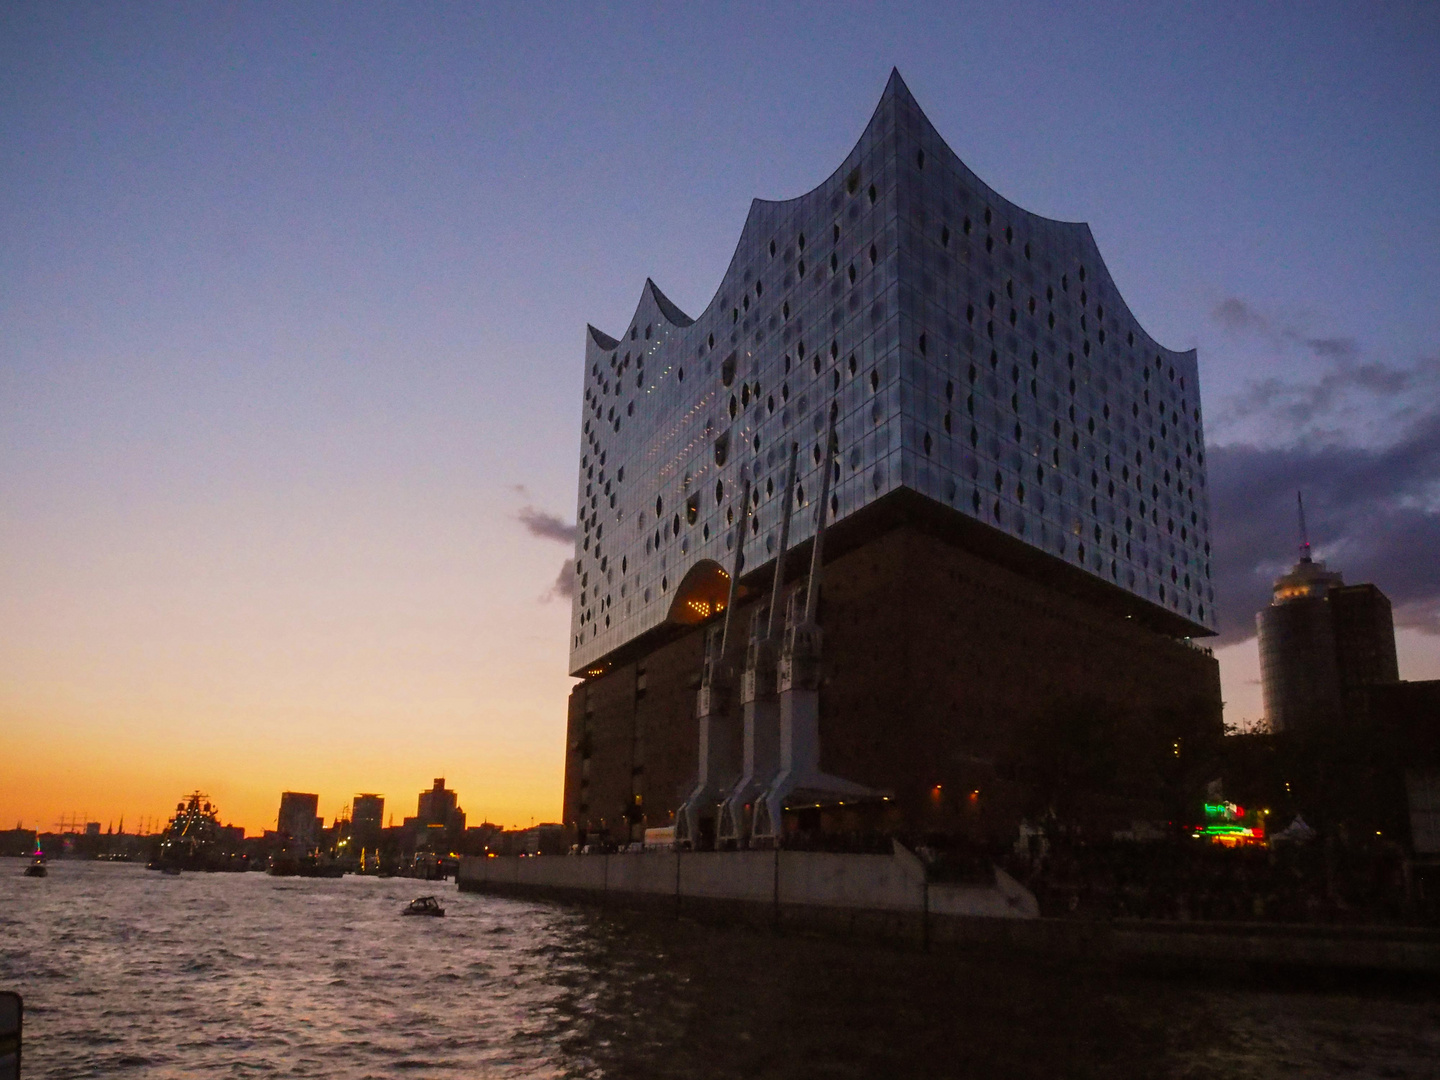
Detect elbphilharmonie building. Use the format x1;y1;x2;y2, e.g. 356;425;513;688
564;71;1221;848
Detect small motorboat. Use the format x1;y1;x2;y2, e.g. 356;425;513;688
402;895;445;917
23;860;46;878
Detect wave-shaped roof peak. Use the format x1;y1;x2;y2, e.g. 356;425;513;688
572;69;1214;673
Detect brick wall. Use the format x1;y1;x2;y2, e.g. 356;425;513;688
565;522;1221;844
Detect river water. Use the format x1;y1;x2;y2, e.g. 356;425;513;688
2;859;1437;1078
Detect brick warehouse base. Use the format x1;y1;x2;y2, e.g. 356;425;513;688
565;493;1222;845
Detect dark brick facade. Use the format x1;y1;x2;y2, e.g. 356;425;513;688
565;497;1222;846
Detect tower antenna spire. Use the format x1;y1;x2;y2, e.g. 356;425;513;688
1297;491;1311;563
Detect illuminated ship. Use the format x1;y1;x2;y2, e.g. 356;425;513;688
152;791;248;871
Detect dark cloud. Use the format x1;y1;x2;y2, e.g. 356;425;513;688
1302;337;1359;363
1210;297;1438;443
1212;297;1270;335
545;558;576;602
517;506;577;544
1207;410;1440;644
1215;298;1428;434
1212;298;1357;361
1222;357;1425;430
515;505;577;603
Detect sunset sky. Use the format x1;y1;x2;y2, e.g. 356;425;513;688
4;4;1437;836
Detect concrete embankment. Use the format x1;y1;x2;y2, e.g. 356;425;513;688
458;843;1036;924
456;846;1440;975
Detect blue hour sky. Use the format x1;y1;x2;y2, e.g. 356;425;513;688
3;3;1437;831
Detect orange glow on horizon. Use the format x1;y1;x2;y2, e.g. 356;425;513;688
0;457;586;838
0;738;564;837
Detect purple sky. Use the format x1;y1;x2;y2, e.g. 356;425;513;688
3;3;1438;829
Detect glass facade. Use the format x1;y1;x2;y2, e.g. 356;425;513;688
570;72;1214;675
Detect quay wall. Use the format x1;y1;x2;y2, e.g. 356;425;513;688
456;849;1440;974
456;844;1037;922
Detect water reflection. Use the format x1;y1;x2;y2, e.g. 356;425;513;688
1;861;1436;1078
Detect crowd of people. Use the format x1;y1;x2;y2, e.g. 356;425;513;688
1002;832;1431;925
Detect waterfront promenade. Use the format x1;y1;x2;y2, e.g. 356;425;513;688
458;848;1440;975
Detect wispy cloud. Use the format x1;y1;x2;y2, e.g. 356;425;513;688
1209;297;1439;445
1222;356;1428;430
1212;297;1272;336
1302;337;1359;363
513;503;577;604
1207;411;1440;644
544;558;576;602
1212;298;1360;365
1205;299;1440;643
516;506;577;545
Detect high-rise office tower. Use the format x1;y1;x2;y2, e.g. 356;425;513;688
416;778;465;835
1331;584;1402;694
1258;514;1399;733
350;793;384;853
277;791;320;852
564;72;1221;846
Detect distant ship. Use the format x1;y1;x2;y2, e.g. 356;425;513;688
266;847;345;878
150;791;250;872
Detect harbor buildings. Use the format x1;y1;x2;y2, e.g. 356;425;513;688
1251;524;1440;854
1257;530;1399;735
350;793;385;854
0;829;38;857
277;791;321;854
404;778;466;852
